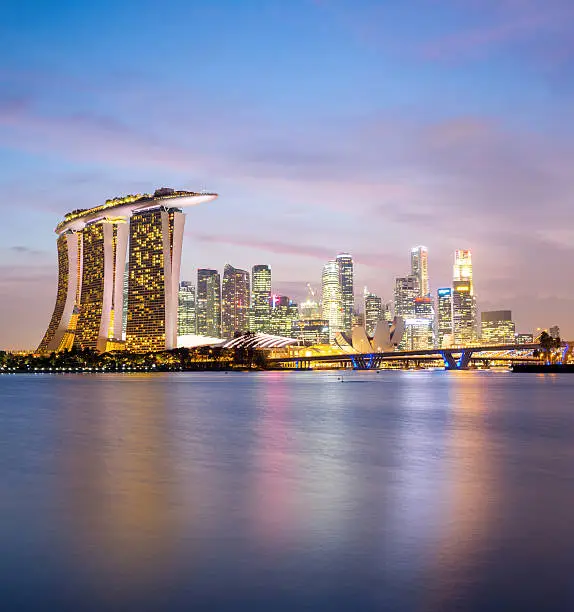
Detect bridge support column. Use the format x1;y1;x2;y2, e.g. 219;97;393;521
441;350;474;370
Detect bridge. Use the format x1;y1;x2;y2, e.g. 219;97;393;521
267;343;570;371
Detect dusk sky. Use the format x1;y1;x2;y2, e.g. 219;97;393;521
1;0;574;349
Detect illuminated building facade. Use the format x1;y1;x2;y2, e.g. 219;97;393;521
292;319;330;345
322;259;344;343
452;250;476;344
197;269;221;337
221;264;250;339
411;246;429;297
481;311;515;344
394;275;419;350
364;288;382;337
337;253;354;335
270;295;298;336
516;333;534;345
250;264;271;333
178;281;196;336
405;297;434;350
125;208;184;351
452;280;474;345
437;288;453;348
39;188;217;353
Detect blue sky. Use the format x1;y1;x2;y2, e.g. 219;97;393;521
1;0;574;348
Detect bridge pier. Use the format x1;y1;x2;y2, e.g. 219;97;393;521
441;349;474;370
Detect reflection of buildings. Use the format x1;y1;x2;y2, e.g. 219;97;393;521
39;189;217;353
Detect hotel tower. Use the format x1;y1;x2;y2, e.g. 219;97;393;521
38;188;217;353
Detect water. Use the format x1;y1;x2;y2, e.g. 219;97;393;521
2;371;574;611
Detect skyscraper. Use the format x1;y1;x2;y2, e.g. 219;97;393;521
364;288;382;337
39;188;217;353
197;269;221;337
452;250;476;344
452;280;474;345
322;259;343;343
336;253;354;334
481;310;515;344
221;264;250;338
125;207;184;352
270;295;298;336
408;297;434;350
411;246;429;297
437;288;453;348
250;265;271;333
178;281;196;336
394;276;419;318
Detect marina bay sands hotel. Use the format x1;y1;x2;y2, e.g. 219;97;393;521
38;188;217;353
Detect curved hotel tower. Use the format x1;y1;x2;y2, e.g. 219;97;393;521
39;188;217;353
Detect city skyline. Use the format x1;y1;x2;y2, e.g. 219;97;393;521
2;1;574;349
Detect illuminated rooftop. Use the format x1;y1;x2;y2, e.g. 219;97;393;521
55;187;218;234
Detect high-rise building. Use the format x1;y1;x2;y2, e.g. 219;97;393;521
291;319;330;345
39;188;217;353
322;260;344;344
337;253;354;334
452;280;474;345
270;295;299;336
516;333;534;345
299;285;321;320
452;250;476;344
364;288;382;337
250;265;271;333
178;281;196;336
221;264;250;338
197;269;221;337
437;288;453;348
125;207;184;352
406;297;434;350
411;246;429;297
394;276;419;318
481;310;515;344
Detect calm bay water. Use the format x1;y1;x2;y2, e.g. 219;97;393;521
2;370;574;611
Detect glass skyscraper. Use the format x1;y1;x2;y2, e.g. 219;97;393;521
410;246;429;297
437;287;453;348
221;264;250;339
322;259;344;344
336;253;354;335
196;269;221;337
481;310;515;344
250;264;271;333
452;250;476;344
178;281;196;336
364;288;382;337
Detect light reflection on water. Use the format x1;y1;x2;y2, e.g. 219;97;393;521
2;371;574;611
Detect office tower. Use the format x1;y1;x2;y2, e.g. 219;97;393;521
452;280;474;345
394;276;419;318
178;281;196;336
437;288;453;348
38;232;83;353
364;288;382;337
197;269;221;337
382;301;393;322
481;310;515;344
39;188;217;353
250;265;272;333
270;295;299;336
322;259;344;344
411;246;429;297
408;297;434;350
125;207;184;351
337;253;354;334
221;264;250;338
452;250;476;344
291;319;330;345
